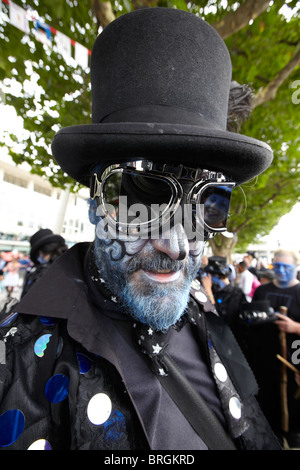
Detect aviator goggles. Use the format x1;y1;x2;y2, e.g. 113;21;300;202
90;161;236;240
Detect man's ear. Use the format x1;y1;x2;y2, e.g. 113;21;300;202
88;199;98;225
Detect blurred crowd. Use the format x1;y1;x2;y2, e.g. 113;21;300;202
198;249;300;448
0;229;68;301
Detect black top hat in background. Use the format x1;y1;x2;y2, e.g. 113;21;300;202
205;256;231;277
52;8;273;187
30;229;65;263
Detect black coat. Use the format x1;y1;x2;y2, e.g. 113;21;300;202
0;243;280;450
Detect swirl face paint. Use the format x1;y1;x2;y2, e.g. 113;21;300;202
90;200;204;331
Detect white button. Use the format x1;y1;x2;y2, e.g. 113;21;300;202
87;393;112;425
195;291;207;303
229;397;242;419
27;439;51;450
214;362;228;382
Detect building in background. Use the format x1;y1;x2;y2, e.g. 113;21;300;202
0;155;94;253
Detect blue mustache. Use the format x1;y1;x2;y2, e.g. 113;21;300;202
126;252;186;274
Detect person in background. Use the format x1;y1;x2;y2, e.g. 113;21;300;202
247;249;300;446
202;256;246;332
236;260;255;302
245;251;257;277
21;229;68;297
2;253;21;298
0;269;4;293
257;269;275;285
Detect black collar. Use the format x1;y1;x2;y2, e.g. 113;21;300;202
17;242;91;319
15;243;124;371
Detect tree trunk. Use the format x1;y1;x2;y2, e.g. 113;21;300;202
91;0;115;29
209;233;238;263
212;0;271;39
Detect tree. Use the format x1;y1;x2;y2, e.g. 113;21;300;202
0;0;300;256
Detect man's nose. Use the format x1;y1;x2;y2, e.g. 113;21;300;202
150;224;189;260
278;265;286;274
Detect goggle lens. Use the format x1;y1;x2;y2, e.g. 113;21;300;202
93;164;234;239
195;184;234;231
101;170;177;227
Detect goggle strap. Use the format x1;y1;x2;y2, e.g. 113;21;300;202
90;173;101;200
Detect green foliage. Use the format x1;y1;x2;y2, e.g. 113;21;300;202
0;0;300;252
225;4;300;251
0;0;96;189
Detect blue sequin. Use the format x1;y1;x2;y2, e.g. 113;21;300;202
39;316;59;326
76;352;92;374
103;410;126;442
0;409;25;447
34;334;52;357
45;374;69;403
56;337;63;358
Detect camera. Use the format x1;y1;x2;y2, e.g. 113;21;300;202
239;300;277;325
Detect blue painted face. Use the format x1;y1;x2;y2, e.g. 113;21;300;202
37;255;48;264
89;199;204;331
273;260;296;288
211;275;226;289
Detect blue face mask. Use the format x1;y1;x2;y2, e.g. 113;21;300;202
211;275;226;289
273;261;296;288
37;255;48;264
89;199;203;331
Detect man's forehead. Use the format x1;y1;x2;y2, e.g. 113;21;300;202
274;255;295;265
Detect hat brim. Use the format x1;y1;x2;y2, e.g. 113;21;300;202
30;234;65;262
51;122;273;187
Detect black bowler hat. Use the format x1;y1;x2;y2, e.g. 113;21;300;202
51;8;273;187
30;229;65;263
205;256;231;276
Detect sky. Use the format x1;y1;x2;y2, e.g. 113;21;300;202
258;203;300;251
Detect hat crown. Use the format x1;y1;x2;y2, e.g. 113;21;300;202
30;229;53;246
91;8;232;130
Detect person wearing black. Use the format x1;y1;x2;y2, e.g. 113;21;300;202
203;256;246;331
21;229;68;297
247;249;300;446
0;9;280;451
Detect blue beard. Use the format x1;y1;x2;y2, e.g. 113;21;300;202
93;237;201;332
117;273;193;332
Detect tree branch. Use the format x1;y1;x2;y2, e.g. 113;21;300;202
212;0;271;39
233;181;291;234
132;0;159;9
252;46;300;108
91;0;115;29
91;0;159;29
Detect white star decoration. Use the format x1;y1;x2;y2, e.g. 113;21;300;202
152;343;162;354
148;328;153;336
